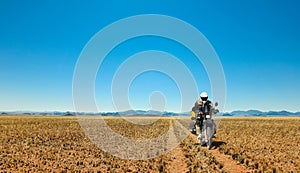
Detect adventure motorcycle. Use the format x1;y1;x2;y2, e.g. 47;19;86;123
192;102;218;149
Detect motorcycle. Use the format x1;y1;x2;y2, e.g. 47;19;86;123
196;102;218;149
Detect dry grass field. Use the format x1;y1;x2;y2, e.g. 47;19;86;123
216;117;300;172
0;116;299;172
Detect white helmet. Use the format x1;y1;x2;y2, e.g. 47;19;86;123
200;92;208;101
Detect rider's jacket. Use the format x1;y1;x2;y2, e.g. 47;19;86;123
193;99;213;115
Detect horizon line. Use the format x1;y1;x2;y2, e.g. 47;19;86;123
1;109;299;114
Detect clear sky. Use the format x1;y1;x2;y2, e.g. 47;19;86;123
0;0;299;112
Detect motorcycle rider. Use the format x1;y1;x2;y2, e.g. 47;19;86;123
191;92;216;135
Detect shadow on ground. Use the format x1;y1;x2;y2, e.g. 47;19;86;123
192;137;226;149
212;141;226;149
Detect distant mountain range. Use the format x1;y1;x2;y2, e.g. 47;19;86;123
223;110;300;116
0;110;180;116
1;109;300;116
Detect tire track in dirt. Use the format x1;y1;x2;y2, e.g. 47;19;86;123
191;136;250;173
166;146;189;173
175;119;250;172
166;120;189;173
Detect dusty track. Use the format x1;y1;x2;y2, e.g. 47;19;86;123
191;135;250;173
166;146;189;173
174;119;250;172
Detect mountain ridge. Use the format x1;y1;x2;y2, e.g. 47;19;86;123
1;109;300;116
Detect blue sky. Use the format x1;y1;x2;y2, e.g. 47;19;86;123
0;0;299;112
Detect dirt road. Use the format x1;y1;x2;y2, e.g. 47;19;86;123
166;135;250;173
